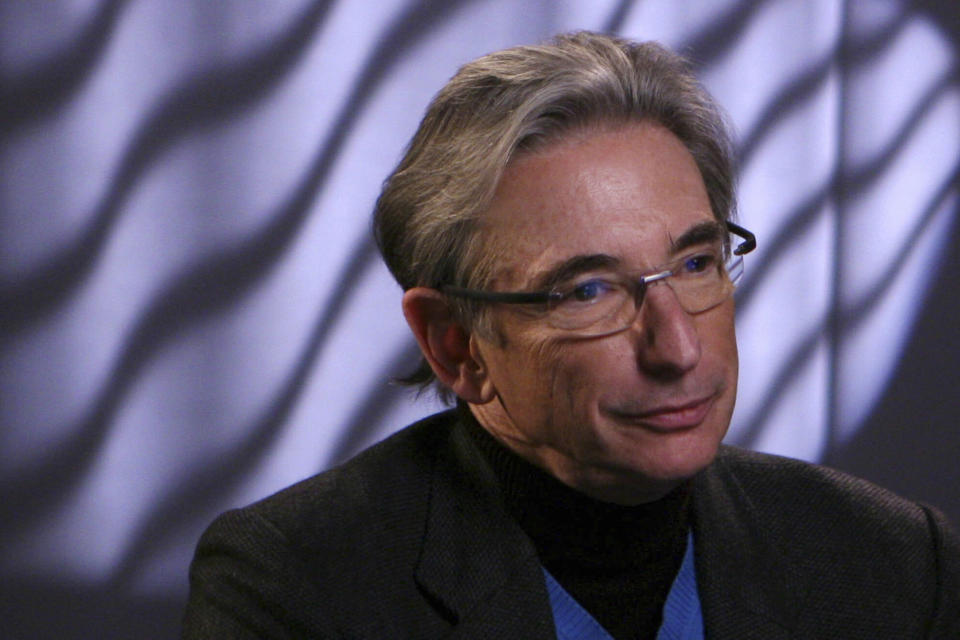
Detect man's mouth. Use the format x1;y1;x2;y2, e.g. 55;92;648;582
606;395;716;432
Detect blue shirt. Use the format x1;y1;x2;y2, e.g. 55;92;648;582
543;531;703;640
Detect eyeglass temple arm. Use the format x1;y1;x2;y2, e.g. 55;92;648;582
725;221;756;256
440;285;551;304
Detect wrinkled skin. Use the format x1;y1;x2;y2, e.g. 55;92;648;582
469;122;739;505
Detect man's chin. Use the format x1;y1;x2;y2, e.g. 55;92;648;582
614;432;722;486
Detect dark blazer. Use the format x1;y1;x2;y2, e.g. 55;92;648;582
183;410;960;639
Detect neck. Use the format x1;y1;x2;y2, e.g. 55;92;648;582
461;406;692;640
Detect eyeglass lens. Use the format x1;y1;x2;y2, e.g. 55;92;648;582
549;250;744;337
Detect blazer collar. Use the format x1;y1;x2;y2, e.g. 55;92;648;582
414;415;556;639
692;446;809;638
413;417;806;638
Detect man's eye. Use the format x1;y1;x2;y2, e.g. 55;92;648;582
682;253;717;274
567;278;614;302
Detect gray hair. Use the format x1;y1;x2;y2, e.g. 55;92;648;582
373;31;737;398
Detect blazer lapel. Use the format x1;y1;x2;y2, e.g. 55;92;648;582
414;419;556;640
414;423;811;639
692;448;808;639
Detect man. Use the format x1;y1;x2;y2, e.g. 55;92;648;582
183;32;959;638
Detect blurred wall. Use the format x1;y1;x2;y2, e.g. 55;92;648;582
1;1;958;637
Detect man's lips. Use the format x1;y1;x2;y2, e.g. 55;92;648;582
606;395;716;432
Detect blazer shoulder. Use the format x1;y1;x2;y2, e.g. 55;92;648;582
698;446;960;636
238;409;457;550
709;445;960;584
711;445;936;528
184;410;462;638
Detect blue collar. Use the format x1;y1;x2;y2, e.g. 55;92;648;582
543;531;703;640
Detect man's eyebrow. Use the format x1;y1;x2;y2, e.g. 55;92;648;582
670;220;725;255
531;254;621;290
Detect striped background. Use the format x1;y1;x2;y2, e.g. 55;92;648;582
2;1;958;636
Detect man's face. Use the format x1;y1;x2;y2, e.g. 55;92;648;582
469;122;738;504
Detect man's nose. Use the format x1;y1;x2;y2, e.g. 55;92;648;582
633;283;701;378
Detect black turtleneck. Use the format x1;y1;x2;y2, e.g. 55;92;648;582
461;407;691;640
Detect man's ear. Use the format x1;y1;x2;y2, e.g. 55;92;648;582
402;287;496;403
